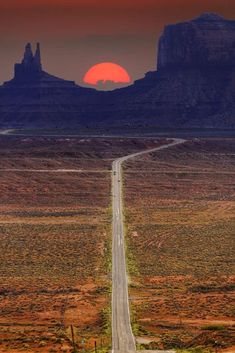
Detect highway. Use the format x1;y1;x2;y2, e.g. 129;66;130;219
111;138;185;353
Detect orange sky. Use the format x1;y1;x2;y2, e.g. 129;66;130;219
1;0;234;10
0;0;234;87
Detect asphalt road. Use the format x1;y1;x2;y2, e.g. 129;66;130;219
111;138;185;353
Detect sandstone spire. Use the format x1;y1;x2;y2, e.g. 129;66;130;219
14;42;43;80
22;43;34;66
34;42;42;71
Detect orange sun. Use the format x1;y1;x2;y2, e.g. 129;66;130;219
83;62;131;86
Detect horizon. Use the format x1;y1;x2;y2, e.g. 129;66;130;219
0;2;234;353
0;0;234;89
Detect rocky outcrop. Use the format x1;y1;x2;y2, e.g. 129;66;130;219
14;43;42;80
5;43;77;88
104;13;235;129
0;43;98;128
0;14;235;131
157;13;235;70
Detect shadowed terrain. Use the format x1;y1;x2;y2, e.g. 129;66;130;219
0;14;235;131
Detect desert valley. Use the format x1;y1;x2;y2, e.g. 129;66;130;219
0;5;234;353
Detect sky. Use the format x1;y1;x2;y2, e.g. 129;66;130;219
0;0;234;89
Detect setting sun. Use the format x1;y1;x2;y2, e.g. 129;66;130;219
83;62;131;86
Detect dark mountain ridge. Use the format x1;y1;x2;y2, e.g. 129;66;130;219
0;13;235;130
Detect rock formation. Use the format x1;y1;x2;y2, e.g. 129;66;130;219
157;13;235;71
104;13;235;129
0;43;97;128
0;14;235;131
5;43;78;88
14;43;42;80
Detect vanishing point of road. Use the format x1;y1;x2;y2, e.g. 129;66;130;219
111;138;185;353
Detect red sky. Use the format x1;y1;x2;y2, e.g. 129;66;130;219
0;0;234;88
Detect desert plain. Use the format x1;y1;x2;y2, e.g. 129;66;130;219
0;136;234;353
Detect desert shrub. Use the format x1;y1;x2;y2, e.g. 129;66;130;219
201;325;225;331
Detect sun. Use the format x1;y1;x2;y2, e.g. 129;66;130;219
83;62;131;87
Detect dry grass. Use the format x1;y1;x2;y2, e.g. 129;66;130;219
124;139;235;351
0;136;164;353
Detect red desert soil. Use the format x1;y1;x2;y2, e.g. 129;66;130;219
0;136;166;353
124;139;235;352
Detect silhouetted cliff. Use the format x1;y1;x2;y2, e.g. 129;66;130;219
0;13;235;131
157;13;235;70
14;43;42;81
104;13;235;129
0;43;99;128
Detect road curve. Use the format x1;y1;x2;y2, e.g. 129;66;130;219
111;138;185;353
